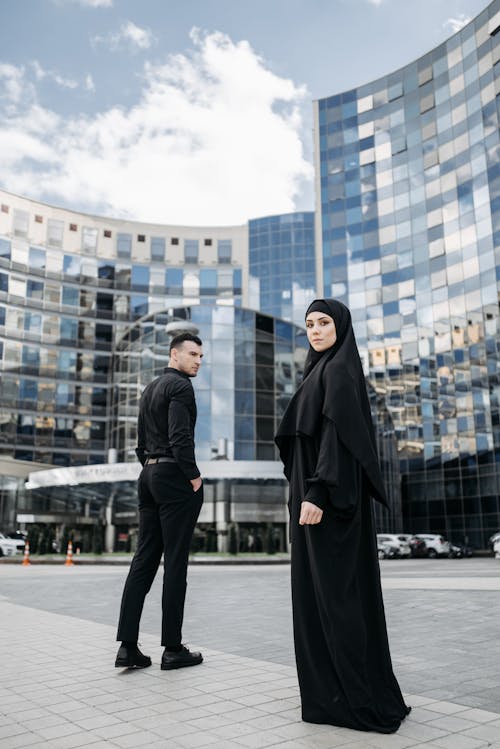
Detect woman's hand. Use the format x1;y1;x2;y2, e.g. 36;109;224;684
299;501;323;525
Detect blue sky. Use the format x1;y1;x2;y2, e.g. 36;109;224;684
0;0;490;225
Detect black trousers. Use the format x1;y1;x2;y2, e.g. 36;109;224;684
117;462;203;646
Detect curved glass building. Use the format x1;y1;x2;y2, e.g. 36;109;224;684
2;0;499;550
315;0;500;547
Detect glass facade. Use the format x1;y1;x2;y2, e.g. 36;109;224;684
111;306;308;464
249;212;316;326
316;0;500;547
0;199;244;474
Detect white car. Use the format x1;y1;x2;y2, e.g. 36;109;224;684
376;534;411;558
414;534;450;558
0;532;25;557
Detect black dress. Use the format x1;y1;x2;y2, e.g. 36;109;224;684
276;299;410;734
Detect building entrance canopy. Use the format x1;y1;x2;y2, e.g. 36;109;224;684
26;461;285;489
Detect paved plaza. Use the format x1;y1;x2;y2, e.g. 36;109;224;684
1;558;500;748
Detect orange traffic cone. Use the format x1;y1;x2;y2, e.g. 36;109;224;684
22;540;31;566
64;540;74;567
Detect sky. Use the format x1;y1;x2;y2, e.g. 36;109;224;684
0;0;491;226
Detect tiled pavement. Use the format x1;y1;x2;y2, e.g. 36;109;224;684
1;561;500;748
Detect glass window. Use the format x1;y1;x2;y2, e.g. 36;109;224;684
60;318;78;342
82;227;98;255
98;261;115;280
131;265;150;291
184;239;199;264
47;219;64;247
62;286;79;306
117;233;132;259
24;312;41;334
19;379;38;401
218;239;232;264
165;268;183;294
131;295;148;317
200;269;217;294
27;280;44;299
13;209;29;237
0;238;11;259
63;255;80;276
0;273;7;292
29;247;46;270
151;237;165;262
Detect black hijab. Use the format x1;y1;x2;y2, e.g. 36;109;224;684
275;298;388;507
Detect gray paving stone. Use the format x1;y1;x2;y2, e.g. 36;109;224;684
2;562;500;749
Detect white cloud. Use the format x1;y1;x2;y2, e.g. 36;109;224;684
0;64;28;106
443;14;471;33
366;0;384;6
92;21;155;52
0;30;313;226
32;61;79;89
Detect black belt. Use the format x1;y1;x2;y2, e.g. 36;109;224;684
145;457;176;465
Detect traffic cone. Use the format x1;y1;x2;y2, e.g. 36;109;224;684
22;540;31;566
64;540;74;567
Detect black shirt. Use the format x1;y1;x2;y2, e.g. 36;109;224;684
135;367;200;480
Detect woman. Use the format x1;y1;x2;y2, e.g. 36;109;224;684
275;298;410;734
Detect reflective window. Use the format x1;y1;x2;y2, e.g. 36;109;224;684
151;237;165;261
117;233;132;259
184;239;199;264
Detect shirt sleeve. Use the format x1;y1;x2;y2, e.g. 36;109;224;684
135;408;146;466
304;417;359;517
168;385;200;481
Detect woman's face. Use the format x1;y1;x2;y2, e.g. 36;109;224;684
305;311;337;352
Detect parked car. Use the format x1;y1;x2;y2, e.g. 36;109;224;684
448;542;473;558
398;533;427;557
0;532;25;557
413;534;450;558
377;539;399;560
376;534;411;558
489;532;500;552
6;531;27;542
493;537;500;559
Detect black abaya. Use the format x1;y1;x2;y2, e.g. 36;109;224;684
276;299;410;734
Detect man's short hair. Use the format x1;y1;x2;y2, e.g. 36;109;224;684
169;332;203;354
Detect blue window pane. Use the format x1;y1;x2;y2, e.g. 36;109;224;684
24;312;41;333
131;265;150;291
29;247;46;270
117;233;132;258
98;262;115;280
233;268;242;294
27;280;44;299
62;286;79;306
151;237;165;261
0;239;11;259
131;295;148;317
19;379;38;401
63;255;80;276
184;239;198;263
218;239;232;264
60;318;78;342
166;268;183;293
200;269;217;294
0;273;7;292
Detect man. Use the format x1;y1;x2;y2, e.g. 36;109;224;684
115;332;204;670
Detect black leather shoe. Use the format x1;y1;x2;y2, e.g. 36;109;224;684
115;644;152;669
161;645;203;670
